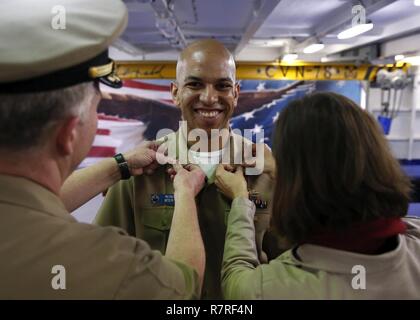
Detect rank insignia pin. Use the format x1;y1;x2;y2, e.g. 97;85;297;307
249;190;268;209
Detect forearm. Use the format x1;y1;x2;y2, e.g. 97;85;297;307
165;190;205;293
61;158;121;212
222;196;260;299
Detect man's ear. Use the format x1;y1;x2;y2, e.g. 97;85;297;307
233;82;240;107
55;116;80;156
170;82;180;106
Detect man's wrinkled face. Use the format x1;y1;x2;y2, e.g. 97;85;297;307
171;50;239;134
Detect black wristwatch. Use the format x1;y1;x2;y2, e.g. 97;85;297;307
113;153;131;180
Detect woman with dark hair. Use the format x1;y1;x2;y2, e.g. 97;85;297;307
215;92;420;299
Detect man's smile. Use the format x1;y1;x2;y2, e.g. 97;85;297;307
193;108;224;121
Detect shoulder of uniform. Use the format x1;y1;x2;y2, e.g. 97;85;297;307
403;217;420;238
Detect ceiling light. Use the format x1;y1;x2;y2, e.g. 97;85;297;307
337;23;373;39
303;43;325;54
415;0;420;6
249;39;285;47
401;55;420;65
266;39;285;47
282;53;298;62
395;54;405;61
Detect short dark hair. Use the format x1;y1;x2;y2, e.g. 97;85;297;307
271;92;412;245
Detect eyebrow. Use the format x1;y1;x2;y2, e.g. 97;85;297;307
183;76;234;83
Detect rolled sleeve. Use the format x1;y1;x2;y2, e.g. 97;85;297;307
114;240;200;299
222;197;262;299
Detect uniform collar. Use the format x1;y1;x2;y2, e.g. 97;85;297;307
278;236;407;274
0;174;69;219
166;129;247;166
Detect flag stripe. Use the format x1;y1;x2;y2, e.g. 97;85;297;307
93;135;121;148
98;113;142;123
87;146;116;157
123;80;170;91
96;128;110;135
100;86;172;101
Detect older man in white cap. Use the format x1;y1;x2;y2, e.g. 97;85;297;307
0;0;205;299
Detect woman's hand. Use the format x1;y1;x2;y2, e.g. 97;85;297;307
244;143;276;180
214;164;248;200
169;164;206;197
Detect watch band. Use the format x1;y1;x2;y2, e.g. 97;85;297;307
113;153;131;180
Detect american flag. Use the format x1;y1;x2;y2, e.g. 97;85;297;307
80;80;173;168
79;114;146;168
230;82;316;146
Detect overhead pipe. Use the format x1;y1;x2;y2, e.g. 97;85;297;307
149;0;187;49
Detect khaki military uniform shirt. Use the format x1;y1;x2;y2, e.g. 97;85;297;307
222;197;420;299
0;175;198;299
95;131;277;299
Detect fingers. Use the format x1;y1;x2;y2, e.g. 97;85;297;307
167;167;176;175
139;140;157;150
166;164;187;178
145;148;157;161
172;163;184;173
216;163;226;176
143;161;159;175
148;138;167;152
183;163;201;172
235;165;244;176
223;164;235;172
167;164;183;181
156;150;176;165
167;166;176;180
216;164;245;175
242;160;256;168
154;137;167;146
167;163;206;184
136;139;166;152
149;136;167;148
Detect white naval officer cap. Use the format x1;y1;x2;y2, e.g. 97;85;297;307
0;0;128;93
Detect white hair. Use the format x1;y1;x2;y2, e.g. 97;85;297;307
0;82;97;150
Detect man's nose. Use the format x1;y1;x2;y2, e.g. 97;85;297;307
199;85;218;105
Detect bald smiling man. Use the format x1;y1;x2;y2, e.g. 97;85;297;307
95;39;280;299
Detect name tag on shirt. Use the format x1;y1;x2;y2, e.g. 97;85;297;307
150;193;175;207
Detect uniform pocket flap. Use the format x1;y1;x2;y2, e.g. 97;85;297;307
141;208;173;231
